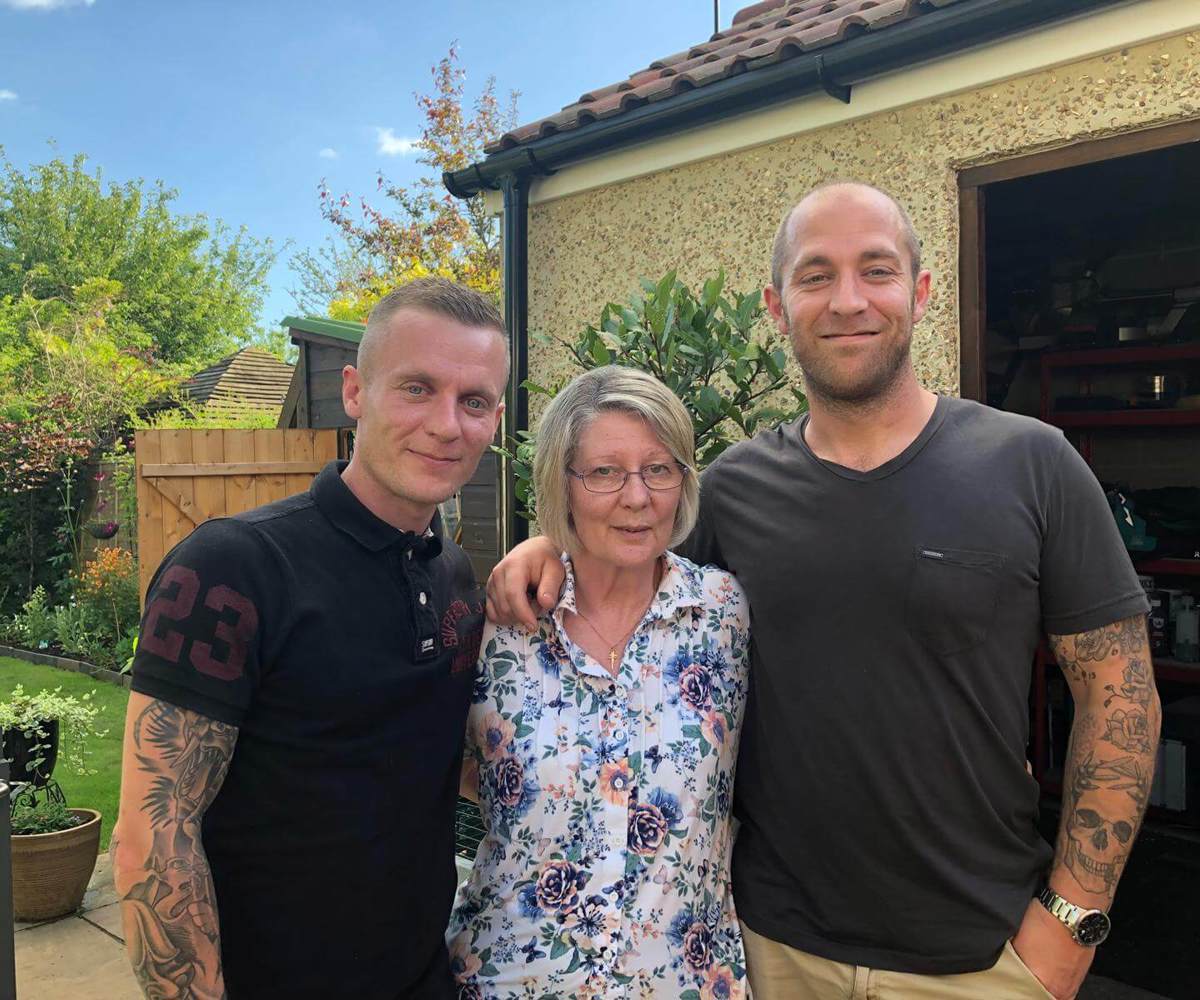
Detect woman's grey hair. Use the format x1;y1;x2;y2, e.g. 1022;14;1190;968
534;365;699;553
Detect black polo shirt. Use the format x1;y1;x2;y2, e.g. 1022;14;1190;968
132;461;484;999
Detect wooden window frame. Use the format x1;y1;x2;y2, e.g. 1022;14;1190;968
956;119;1200;402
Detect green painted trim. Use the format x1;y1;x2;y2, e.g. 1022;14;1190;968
283;315;364;344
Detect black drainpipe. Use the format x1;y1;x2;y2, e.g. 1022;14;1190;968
445;0;1129;548
500;173;530;548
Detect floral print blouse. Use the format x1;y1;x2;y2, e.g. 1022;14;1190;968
448;551;752;1000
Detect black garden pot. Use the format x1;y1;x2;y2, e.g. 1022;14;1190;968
1;719;60;787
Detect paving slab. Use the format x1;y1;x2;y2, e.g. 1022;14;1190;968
80;900;124;941
82;851;119;912
14;916;141;1000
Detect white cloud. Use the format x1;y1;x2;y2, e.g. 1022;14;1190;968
1;0;95;9
318;147;339;160
0;90;17;102
375;127;419;157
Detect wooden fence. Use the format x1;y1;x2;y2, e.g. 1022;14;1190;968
135;428;338;600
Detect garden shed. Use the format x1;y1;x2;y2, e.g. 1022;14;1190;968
278;315;503;579
182;347;295;420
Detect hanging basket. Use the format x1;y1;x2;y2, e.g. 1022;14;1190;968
85;521;120;540
1;719;60;787
11;808;103;921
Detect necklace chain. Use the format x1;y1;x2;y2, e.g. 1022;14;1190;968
569;558;664;672
572;593;654;672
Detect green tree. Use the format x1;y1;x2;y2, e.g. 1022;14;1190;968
0;150;276;613
0;151;275;365
293;45;516;319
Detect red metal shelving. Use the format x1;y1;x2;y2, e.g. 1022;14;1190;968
1049;409;1200;428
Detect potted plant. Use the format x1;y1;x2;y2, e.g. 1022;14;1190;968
8;784;102;921
1;684;108;921
0;685;104;783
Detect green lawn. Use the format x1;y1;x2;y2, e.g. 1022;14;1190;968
0;656;128;849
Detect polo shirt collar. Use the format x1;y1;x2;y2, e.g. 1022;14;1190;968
312;460;443;558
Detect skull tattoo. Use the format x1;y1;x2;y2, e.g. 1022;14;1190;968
1067;792;1132;894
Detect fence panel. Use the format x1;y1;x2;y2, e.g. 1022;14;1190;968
135;428;337;601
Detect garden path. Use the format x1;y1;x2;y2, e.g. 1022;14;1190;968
9;850;1176;1000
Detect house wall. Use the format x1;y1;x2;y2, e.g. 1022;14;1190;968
525;29;1200;414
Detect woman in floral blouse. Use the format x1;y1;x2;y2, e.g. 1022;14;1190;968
449;365;751;1000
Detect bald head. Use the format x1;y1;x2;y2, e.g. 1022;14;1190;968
771;182;921;291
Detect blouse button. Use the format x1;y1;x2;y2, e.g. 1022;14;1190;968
419;592;428;605
614;729;625;741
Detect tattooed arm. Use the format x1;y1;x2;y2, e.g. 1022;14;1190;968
111;692;238;1000
1013;615;1161;999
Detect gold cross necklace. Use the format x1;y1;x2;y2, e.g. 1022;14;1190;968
572;606;646;673
570;560;662;673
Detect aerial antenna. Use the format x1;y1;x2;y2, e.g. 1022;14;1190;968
713;0;720;35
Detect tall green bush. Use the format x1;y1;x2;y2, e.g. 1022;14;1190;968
509;270;806;519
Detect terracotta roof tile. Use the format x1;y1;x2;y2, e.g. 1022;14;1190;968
486;0;969;153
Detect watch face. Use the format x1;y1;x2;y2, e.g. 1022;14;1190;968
1076;911;1111;946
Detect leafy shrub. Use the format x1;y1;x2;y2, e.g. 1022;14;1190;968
74;547;139;644
51;603;98;659
0;684;107;776
508;270;807;519
2;586;56;649
11;796;82;836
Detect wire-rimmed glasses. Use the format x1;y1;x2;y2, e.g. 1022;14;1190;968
567;462;689;493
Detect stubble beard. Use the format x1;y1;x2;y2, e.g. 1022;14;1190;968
785;303;916;409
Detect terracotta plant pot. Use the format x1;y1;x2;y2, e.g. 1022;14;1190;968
11;808;102;922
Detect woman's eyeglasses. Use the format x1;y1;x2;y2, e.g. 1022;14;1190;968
566;463;689;493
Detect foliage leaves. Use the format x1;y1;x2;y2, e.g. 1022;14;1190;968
0;152;275;365
508;270;807;519
294;45;516;319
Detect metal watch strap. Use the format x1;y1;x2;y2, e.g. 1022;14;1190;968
1038;887;1083;929
1037;886;1110;946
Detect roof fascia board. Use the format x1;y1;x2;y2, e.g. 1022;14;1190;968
282;315;364;344
482;0;1193;214
288;329;362;353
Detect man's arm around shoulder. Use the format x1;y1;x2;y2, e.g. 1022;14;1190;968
111;692;238;1000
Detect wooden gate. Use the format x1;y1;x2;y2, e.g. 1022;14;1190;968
135;428;338;599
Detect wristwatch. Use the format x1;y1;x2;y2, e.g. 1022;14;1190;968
1037;887;1111;947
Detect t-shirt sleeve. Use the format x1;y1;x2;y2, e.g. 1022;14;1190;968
674;466;729;570
131;518;283;726
1039;436;1150;635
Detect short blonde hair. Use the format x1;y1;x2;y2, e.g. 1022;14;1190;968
534;365;699;553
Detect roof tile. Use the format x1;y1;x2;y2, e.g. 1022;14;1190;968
486;0;968;154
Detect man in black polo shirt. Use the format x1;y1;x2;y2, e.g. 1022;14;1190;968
112;277;509;999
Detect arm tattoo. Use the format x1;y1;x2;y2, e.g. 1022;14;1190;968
122;700;237;1000
1050;616;1160;903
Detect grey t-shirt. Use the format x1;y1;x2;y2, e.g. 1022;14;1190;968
680;395;1148;974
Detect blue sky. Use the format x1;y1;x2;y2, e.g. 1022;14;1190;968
0;0;726;333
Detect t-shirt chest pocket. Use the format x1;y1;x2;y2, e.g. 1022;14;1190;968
906;546;1006;656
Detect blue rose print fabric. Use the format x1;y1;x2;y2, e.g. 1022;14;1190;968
448;552;752;999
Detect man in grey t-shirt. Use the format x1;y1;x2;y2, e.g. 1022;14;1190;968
488;182;1159;1000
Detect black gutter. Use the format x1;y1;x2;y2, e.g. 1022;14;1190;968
444;0;1127;199
444;0;1129;549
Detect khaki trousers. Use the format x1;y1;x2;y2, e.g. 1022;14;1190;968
741;922;1055;1000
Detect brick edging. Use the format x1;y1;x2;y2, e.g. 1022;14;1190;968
0;644;132;689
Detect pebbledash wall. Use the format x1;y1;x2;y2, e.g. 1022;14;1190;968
518;13;1200;416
